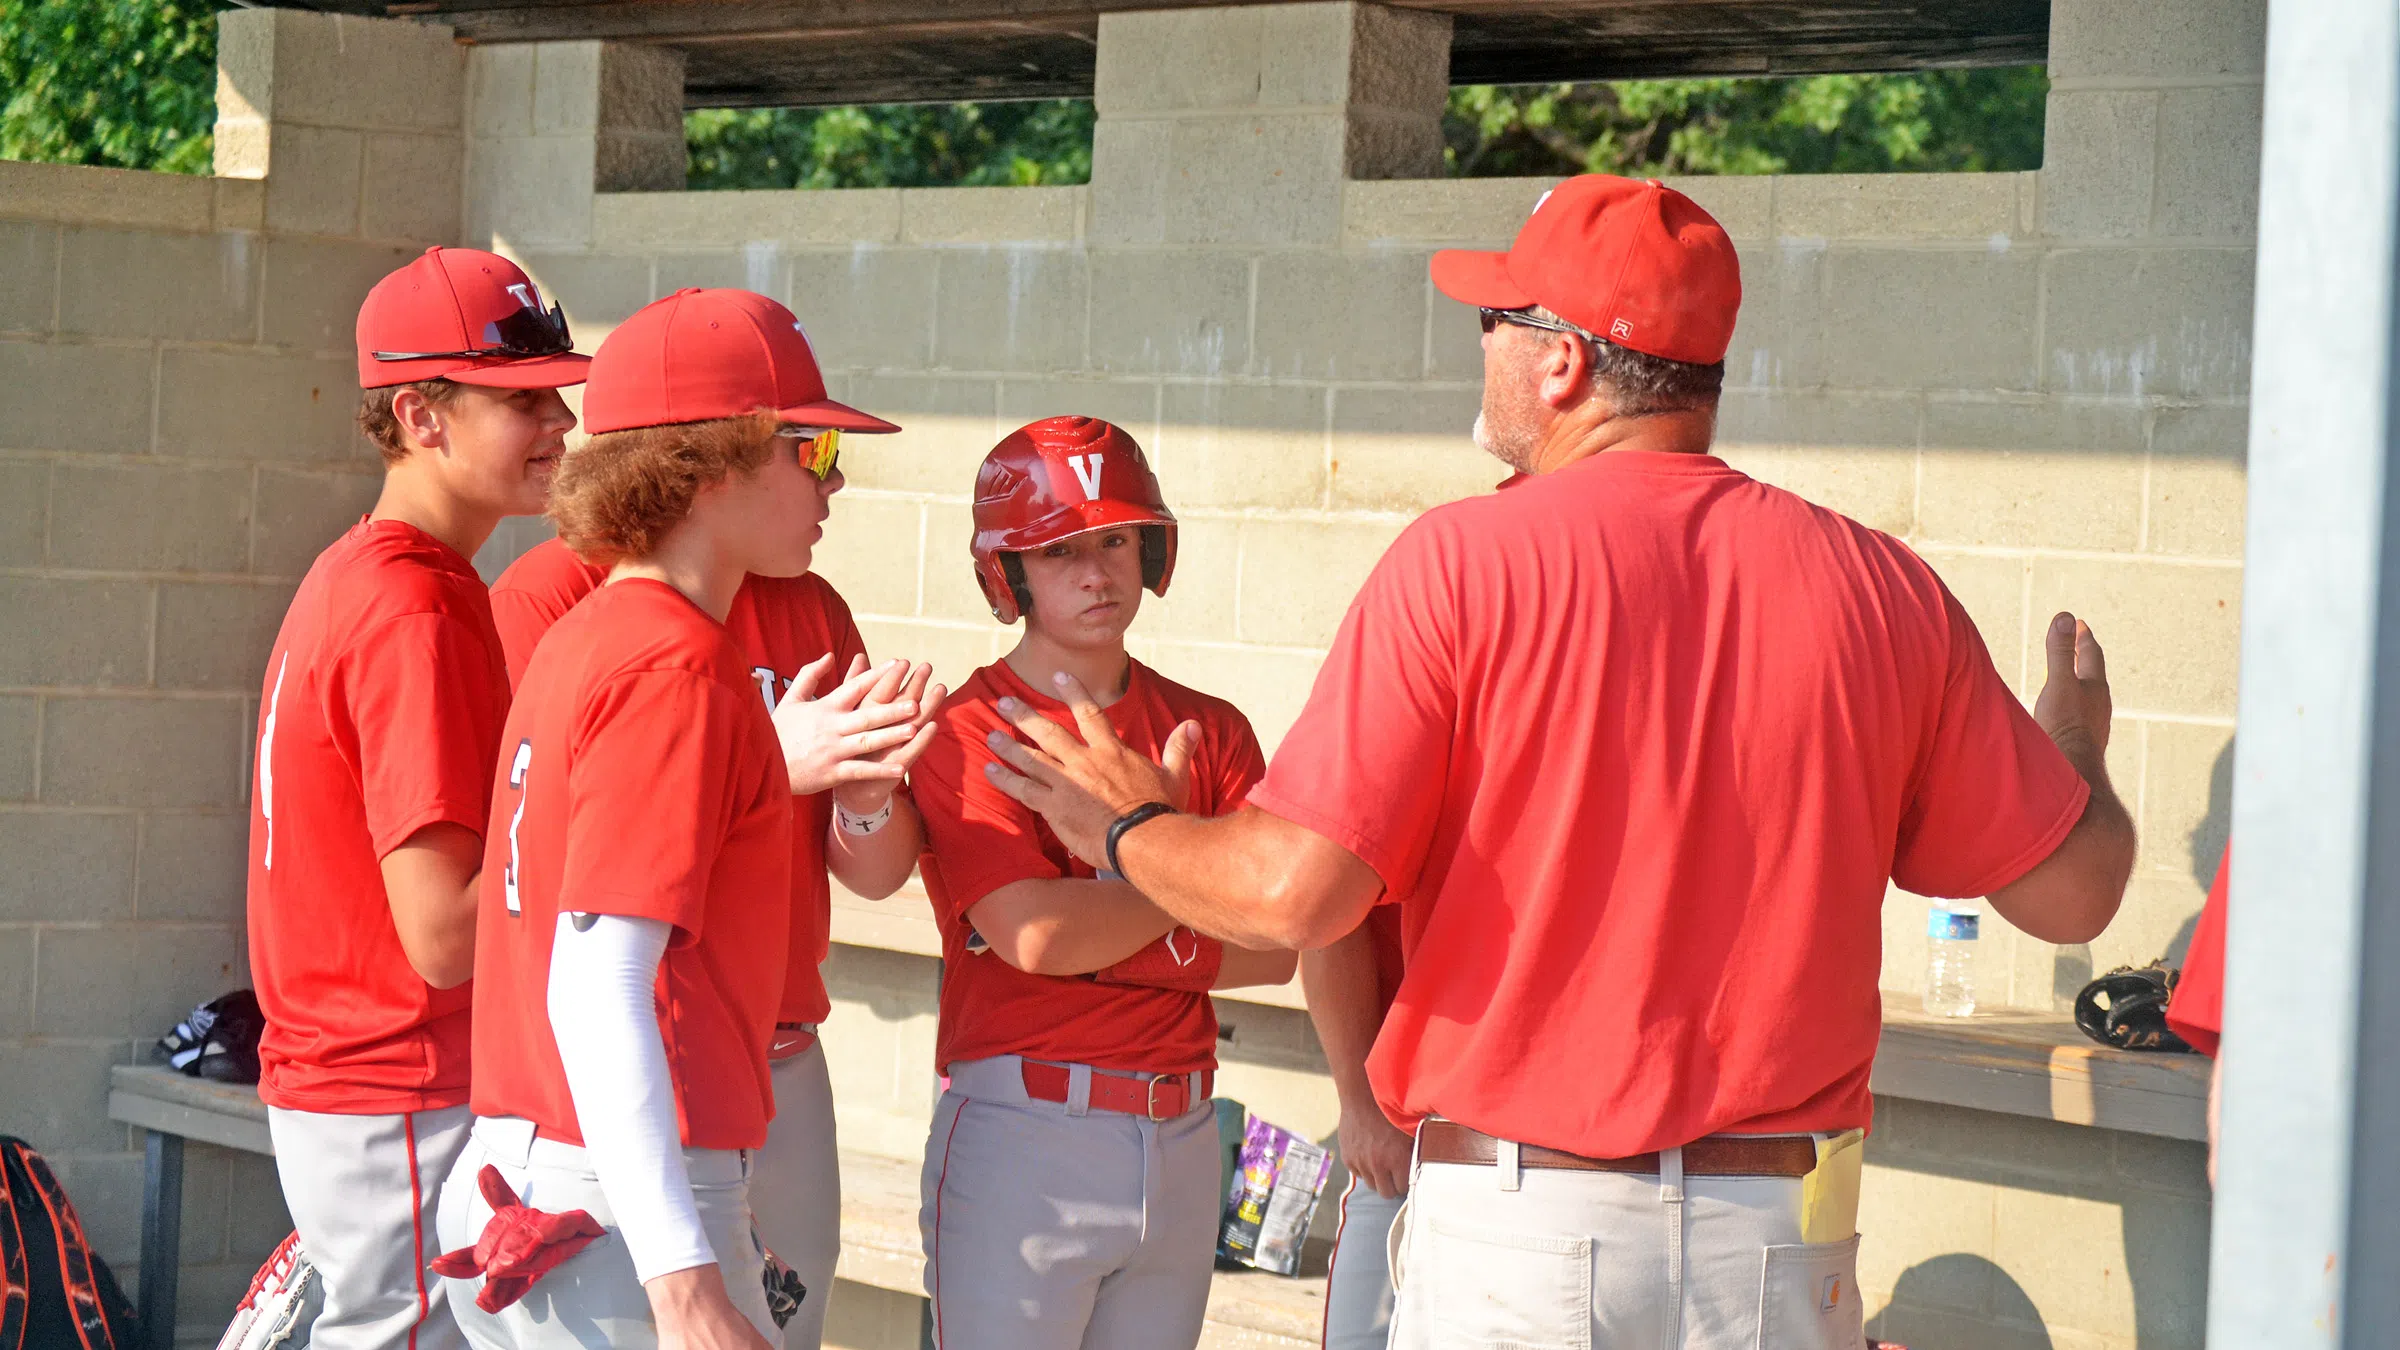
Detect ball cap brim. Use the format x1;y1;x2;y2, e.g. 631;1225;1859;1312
438;352;593;390
1428;248;1537;312
775;397;900;435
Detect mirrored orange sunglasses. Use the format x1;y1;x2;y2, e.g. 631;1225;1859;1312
775;425;842;480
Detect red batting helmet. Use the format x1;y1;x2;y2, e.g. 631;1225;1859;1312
971;416;1177;625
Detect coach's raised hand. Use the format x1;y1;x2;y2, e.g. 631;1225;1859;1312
983;669;1200;869
773;652;937;795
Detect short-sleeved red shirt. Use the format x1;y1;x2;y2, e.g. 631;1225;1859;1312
2165;845;2231;1057
914;658;1265;1075
1247;451;2090;1159
469;579;793;1150
247;518;509;1114
490;538;864;1033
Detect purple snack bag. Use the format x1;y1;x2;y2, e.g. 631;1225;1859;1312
1218;1112;1333;1275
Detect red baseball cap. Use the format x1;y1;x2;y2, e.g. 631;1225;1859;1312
355;247;590;390
581;288;901;437
1430;175;1742;366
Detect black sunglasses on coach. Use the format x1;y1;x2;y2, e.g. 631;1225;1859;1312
371;299;575;363
1478;306;1602;346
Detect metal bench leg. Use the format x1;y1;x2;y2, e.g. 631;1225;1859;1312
138;1130;184;1350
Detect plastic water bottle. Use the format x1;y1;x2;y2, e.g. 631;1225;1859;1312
1923;901;1980;1017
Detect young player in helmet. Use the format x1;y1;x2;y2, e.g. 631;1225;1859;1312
436;288;932;1350
908;416;1297;1350
248;246;585;1350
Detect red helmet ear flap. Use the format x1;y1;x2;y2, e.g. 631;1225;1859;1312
976;556;1021;624
1140;524;1175;596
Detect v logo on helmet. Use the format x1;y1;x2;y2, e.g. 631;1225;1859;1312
1066;452;1105;501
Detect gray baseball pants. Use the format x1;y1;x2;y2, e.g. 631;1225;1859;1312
751;1037;841;1350
267;1103;472;1350
1322;1179;1401;1350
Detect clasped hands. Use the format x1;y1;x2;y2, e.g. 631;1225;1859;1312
772;653;946;811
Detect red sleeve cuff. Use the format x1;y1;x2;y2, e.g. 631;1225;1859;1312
372;799;491;859
1243;785;1404;896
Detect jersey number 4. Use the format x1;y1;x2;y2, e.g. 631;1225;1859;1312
504;739;533;915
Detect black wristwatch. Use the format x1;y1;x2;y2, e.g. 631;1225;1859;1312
1104;802;1178;877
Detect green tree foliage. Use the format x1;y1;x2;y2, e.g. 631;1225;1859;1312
1443;69;2049;178
686;100;1096;190
1;0;228;174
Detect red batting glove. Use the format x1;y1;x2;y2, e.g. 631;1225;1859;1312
428;1165;607;1313
1091;927;1223;993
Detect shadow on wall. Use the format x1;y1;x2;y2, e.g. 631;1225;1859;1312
1869;1254;2053;1350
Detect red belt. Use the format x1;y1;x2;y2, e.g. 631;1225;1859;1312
1020;1062;1212;1121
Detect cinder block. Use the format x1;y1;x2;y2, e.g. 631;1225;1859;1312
49;463;253;573
2148;404;2247;558
916;500;991;626
1337;3;1452;123
0;221;55;333
262;124;366;238
1722;237;1827;391
598;43;685;138
1775;174;2019;242
2027;557;2241;717
41;696;249;809
0;459;48;566
0;927;31;1039
1327;385;1493;513
1132;640;1324;755
1423;285;1484;382
212;115;272;182
59;226;260;343
1855;1166;1997;1315
2111;1128;2210;1198
156;582;299;692
254;10;463;133
1992;1185;2165;1340
2154;85;2263;240
164;1147;231;1265
138;813;249;924
831;375;998;496
251;469;384;578
1342;176;1557;247
2140;719;2234;885
2047;0;2266;81
1914;551;2031;693
814;495;924;620
160;348;362;462
258;236;415;353
532;42;604;136
0;698;34;802
222;1148;294;1256
360;133;465;243
851;618;998;700
1155;383;1328;511
1918;400;2146;552
932;247;1090;375
518;251;656;330
1236;517;1403;648
652;250;764;296
468;45;537;139
2043;248;2255;400
0;1040;129;1155
594;128;687;195
1085;119;1171;247
1134;515;1239;642
0;578;151;688
1253;250;1429;381
36;923;244;1038
464;135;597;251
1093;8;1268;115
1714;390;1923;536
592;190;904;252
1158;114;1349;248
2038;91;2159;241
0;158;213;232
994;378;1160;447
212;177;267;234
900;188;1084;246
0;337;164;452
1819;247;2039;392
51;1151;147;1267
1089;252;1254;378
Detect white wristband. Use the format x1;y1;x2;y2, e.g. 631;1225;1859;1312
836;796;893;836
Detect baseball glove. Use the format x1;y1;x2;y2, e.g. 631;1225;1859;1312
2073;963;2194;1053
215;1232;322;1350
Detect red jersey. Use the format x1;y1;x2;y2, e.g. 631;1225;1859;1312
469;579;793;1149
247;518;509;1114
2164;845;2231;1056
1247;451;2090;1158
914;659;1265;1075
490;538;865;1032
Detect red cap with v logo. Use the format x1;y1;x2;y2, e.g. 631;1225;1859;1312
580;288;900;436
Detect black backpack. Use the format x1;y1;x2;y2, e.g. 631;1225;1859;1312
0;1137;140;1350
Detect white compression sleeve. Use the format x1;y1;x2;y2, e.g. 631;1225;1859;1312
546;912;716;1284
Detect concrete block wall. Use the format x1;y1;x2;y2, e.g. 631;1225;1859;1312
0;13;436;1331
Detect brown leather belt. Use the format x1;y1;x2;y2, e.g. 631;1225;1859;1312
1417;1120;1818;1178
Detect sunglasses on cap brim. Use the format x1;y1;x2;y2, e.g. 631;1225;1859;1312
775;425;842;481
371;300;576;363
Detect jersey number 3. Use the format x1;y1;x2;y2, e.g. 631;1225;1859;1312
504;739;533;915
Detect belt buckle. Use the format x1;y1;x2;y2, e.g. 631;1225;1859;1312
1146;1075;1176;1121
